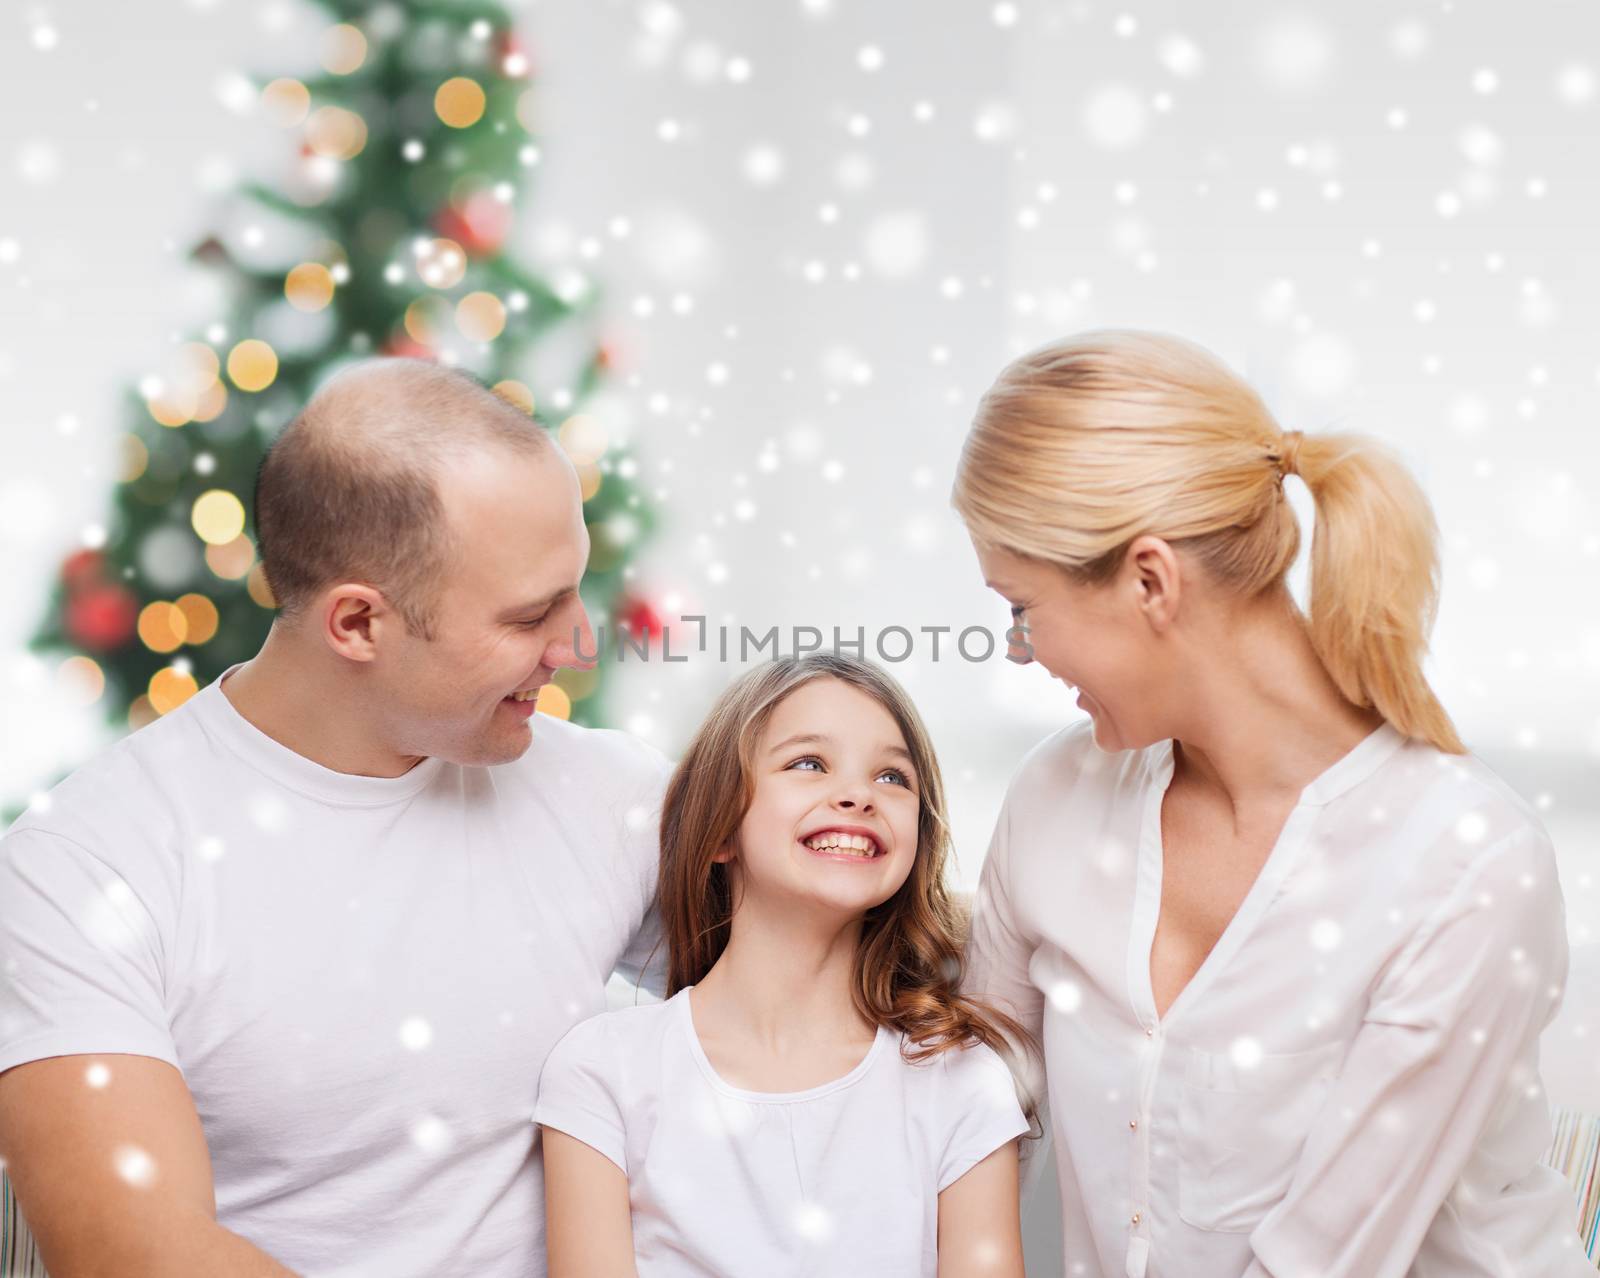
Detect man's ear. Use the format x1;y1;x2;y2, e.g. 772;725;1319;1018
1126;535;1182;633
320;583;394;663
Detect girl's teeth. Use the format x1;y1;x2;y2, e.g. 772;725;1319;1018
804;834;877;856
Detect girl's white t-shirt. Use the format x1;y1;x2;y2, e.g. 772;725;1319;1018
534;986;1030;1276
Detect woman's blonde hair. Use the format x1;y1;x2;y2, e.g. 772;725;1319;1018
657;652;1042;1083
952;328;1464;754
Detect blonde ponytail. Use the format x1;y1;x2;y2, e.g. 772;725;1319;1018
1290;432;1464;753
952;329;1465;754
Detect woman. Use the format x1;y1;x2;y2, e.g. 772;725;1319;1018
953;330;1592;1277
536;654;1032;1276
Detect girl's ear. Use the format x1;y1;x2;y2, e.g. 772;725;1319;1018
710;838;736;865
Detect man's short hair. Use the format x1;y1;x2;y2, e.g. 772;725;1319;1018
253;359;552;641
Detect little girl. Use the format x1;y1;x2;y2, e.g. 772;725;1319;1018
535;653;1035;1276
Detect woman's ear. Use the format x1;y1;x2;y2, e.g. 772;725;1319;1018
1126;534;1182;632
710;839;736;865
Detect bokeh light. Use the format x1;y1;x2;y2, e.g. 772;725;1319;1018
246;564;277;609
56;656;106;706
492;379;535;414
149;667;200;715
306;106;368;161
415;237;466;289
138;601;188;654
435;77;487;128
191;490;247;545
205;534;255;580
285;262;336;312
456;291;506;341
320;23;367;75
261;78;310;128
536;683;572;720
226;339;278;392
117;434;148;483
558;414;608;464
175;593;220;645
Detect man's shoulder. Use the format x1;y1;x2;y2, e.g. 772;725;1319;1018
5;695;210;857
501;715;672;796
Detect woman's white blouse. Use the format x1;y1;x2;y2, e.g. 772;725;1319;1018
965;720;1592;1278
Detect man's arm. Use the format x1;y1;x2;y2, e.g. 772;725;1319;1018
0;1053;297;1278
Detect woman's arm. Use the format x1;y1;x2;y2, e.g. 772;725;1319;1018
937;1140;1026;1277
542;1128;638;1278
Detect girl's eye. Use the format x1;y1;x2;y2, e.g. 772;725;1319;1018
786;756;912;788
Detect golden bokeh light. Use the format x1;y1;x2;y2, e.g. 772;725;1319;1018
117;434;149;484
575;461;603;503
146;392;192;428
492;379;535;414
558;414;608;464
176;342;220;390
192;379;228;422
414;237;466;289
57;656;106;707
206;534;255;580
435;77;487;128
192;490;247;546
456;291;506;342
149;667;200;716
285;261;336;312
535;683;572;720
306;106;368;161
246;563;277;609
320;23;367;75
403;297;445;345
227;339;278;392
138;602;189;655
175;593;220;646
261;78;311;128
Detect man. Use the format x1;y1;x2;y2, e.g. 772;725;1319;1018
0;360;668;1275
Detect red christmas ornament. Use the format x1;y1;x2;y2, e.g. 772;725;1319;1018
60;549;104;592
434;192;512;257
66;584;139;653
618;596;664;645
495;31;536;77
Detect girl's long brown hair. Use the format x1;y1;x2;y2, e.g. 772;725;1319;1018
657;652;1040;1091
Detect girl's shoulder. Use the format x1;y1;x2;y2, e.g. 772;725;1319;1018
895;1034;1023;1102
541;993;681;1082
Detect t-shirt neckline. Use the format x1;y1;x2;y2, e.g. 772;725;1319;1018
192;664;447;807
675;986;891;1105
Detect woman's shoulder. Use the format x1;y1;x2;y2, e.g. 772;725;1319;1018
1004;718;1152;805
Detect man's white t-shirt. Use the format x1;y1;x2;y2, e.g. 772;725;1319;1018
0;665;671;1277
533;986;1031;1276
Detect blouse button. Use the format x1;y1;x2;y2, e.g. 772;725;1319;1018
1145;1026;1154;1038
1129;1118;1138;1129
1131;1212;1141;1225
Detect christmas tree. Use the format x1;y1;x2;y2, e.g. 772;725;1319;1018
24;0;659;789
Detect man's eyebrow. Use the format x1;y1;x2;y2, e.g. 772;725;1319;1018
766;732;917;767
497;584;577;621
